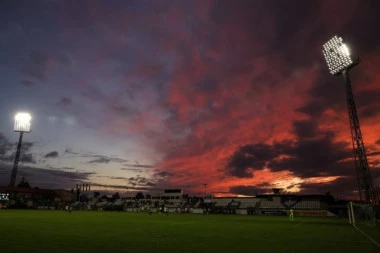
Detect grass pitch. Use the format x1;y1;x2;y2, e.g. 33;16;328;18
0;210;379;253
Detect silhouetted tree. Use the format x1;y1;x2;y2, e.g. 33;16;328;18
135;192;144;200
113;192;120;199
17;177;31;188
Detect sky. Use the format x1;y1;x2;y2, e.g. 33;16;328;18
1;0;380;198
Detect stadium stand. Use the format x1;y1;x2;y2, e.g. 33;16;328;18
283;200;297;208
292;200;321;210
239;198;260;208
214;198;231;207
258;200;284;209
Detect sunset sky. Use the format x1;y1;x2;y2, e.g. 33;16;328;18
1;0;380;198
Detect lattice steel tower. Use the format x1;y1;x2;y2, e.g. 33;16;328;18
322;36;376;204
9;113;31;187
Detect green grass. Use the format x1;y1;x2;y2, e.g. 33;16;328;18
0;210;379;253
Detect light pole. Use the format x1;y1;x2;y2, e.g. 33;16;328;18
203;183;207;195
322;36;376;204
9;112;31;188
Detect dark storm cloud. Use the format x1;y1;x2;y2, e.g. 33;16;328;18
154;170;174;178
0;133;13;156
296;75;346;117
297;64;380;123
21;80;36;87
86;154;128;164
256;182;272;188
44;151;59;158
0;162;95;188
19;153;36;164
229;185;262;196
88;157;110;164
230;177;363;197
64;148;80;155
109;176;128;180
62;149;128;164
299;176;357;197
128;176;148;186
123;163;154;169
0;133;36;164
269;126;353;178
226;143;278;178
91;175;156;188
350;89;380;119
226;118;354;179
292;120;319;138
1;152;36;164
367;151;380;157
358;103;380;119
120;168;143;173
61;167;74;170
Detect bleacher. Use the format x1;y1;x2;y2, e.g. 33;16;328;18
58;187;327;215
113;199;124;206
283;200;297;208
214;198;231;207
228;201;240;209
292;200;321;210
95;201;108;208
239;198;260;208
258;200;284;209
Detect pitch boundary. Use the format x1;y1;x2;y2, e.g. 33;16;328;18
353;225;380;248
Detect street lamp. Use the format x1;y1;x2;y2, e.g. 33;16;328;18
322;36;376;204
9;112;31;188
203;183;207;195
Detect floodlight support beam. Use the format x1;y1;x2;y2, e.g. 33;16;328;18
342;69;375;204
203;184;207;194
9;131;24;188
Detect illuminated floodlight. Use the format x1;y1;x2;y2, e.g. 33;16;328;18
14;112;31;132
322;36;354;75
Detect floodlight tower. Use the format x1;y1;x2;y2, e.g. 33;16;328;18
9;112;32;188
322;36;375;204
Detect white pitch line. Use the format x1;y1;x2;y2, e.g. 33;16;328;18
353;225;380;248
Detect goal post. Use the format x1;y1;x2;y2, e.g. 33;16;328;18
349;202;376;227
348;202;352;225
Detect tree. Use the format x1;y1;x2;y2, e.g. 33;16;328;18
113;192;120;199
17;177;31;188
135;192;144;200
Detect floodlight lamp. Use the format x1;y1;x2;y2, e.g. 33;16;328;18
322;36;354;75
14;112;31;132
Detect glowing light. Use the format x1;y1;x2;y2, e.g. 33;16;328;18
322;36;353;75
14;112;31;132
0;193;9;200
